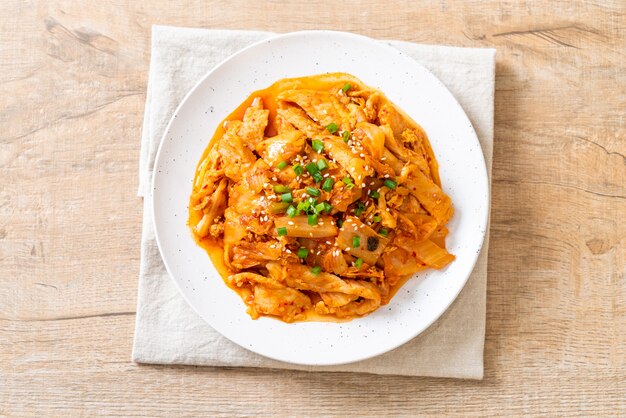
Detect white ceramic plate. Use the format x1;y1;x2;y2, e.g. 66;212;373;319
152;31;489;366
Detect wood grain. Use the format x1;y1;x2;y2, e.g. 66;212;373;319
1;0;624;416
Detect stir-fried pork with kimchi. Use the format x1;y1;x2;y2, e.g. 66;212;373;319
189;73;454;322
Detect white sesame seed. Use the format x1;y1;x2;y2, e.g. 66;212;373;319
345;247;350;251
288;221;294;226
384;174;390;178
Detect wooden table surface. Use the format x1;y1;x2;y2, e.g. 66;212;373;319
1;1;624;416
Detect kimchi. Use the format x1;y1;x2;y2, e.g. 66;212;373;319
188;73;454;322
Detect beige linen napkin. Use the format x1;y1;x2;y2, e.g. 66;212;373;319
133;25;495;379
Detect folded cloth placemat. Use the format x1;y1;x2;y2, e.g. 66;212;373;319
133;25;495;379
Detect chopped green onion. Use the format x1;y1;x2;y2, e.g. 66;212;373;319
281;192;293;203
306;187;321;197
276;161;287;170
293;164;303;176
369;190;379;199
316;158;329;171
273;185;290;193
379;228;389;237
297;248;309;259
303;200;317;216
342;177;353;186
305;162;319;175
337;219;344;228
310;266;322;275
342;83;352;93
354;258;363;268
286;205;297;218
384;179;397;189
322;177;335;192
297;200;310;212
342;131;350;143
325;123;338;134
367;236;379;251
314;202;332;214
277;227;287;236
352;236;361;248
373;215;382;222
312;172;323;183
354;202;366;216
308;213;318;225
312;139;325;153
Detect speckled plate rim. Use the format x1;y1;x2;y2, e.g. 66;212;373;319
151;30;490;366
